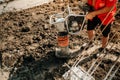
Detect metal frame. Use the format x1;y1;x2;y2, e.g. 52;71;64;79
49;5;86;35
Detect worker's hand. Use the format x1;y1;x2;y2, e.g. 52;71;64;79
86;12;96;20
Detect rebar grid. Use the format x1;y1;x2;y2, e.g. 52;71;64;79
103;57;119;80
88;31;119;75
64;30;120;80
109;65;120;80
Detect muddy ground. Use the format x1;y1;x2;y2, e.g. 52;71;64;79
0;0;120;80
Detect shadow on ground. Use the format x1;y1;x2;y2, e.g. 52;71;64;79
8;51;68;80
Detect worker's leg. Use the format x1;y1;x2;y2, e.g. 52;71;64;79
87;30;95;41
80;17;98;50
102;36;109;48
87;16;100;41
83;16;100;50
100;24;111;51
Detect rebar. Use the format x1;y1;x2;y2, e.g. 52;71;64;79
63;19;118;80
103;57;119;80
64;63;82;80
90;31;118;75
109;65;120;80
87;24;118;74
73;30;113;68
72;7;120;68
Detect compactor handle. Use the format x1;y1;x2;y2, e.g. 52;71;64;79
49;13;65;24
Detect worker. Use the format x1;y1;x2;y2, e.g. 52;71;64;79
85;0;117;52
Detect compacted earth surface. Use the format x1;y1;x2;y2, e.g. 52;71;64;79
0;0;120;80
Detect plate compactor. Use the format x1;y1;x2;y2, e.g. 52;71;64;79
50;5;87;58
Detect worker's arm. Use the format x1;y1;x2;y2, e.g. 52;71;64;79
86;6;113;20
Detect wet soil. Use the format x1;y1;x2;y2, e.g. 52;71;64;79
0;0;120;80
